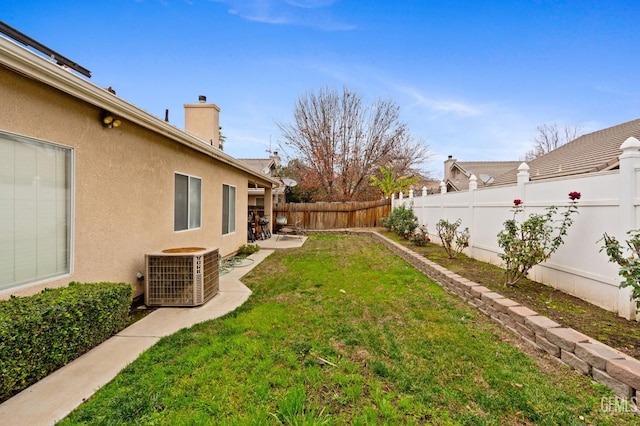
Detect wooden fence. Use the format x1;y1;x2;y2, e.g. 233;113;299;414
273;199;391;230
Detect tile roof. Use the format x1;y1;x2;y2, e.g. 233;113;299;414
491;118;640;186
455;161;521;186
445;160;520;190
238;158;274;174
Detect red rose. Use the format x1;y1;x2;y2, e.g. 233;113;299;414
513;199;523;206
569;191;581;201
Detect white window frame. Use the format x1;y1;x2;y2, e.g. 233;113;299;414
222;184;236;235
174;173;202;232
0;130;74;291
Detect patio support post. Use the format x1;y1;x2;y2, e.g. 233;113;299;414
264;185;274;234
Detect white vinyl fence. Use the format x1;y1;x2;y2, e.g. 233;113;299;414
393;137;640;320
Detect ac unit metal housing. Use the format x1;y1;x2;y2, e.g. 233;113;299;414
145;247;219;307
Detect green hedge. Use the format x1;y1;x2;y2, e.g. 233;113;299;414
0;282;133;402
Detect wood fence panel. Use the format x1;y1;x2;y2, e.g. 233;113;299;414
273;199;391;230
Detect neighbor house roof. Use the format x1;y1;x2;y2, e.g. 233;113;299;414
446;160;521;191
0;35;279;188
238;158;277;175
491;118;640;186
456;161;521;185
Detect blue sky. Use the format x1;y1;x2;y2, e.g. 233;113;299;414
2;0;639;178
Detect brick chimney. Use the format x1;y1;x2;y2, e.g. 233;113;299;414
184;95;220;147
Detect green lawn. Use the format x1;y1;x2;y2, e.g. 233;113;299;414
60;235;634;425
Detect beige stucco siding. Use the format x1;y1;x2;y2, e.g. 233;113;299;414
0;65;257;298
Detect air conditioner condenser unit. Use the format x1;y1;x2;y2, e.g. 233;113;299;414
145;247;219;307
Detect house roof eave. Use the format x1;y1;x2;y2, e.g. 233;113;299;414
450;162;469;177
444;179;461;192
0;36;280;188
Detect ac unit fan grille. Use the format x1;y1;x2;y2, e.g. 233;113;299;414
200;250;218;303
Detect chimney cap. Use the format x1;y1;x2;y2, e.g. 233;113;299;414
198;95;207;103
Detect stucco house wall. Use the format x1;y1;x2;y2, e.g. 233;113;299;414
0;37;275;299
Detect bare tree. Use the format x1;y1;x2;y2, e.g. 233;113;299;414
277;87;431;202
523;123;583;161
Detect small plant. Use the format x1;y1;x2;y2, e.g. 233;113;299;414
497;192;580;286
382;204;418;239
599;230;640;311
409;224;431;246
237;244;260;256
436;218;470;259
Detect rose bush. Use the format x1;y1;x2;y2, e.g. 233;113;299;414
497;192;580;286
436;218;470;259
600;230;640;311
409;224;431;246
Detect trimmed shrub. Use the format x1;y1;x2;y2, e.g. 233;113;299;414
0;282;133;402
382;205;418;239
237;244;260;256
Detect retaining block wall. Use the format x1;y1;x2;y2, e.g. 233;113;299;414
312;229;640;400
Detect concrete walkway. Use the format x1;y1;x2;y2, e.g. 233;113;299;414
0;236;306;426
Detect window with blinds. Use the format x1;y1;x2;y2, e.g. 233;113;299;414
0;131;72;290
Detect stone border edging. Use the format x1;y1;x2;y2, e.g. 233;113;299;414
311;229;640;400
